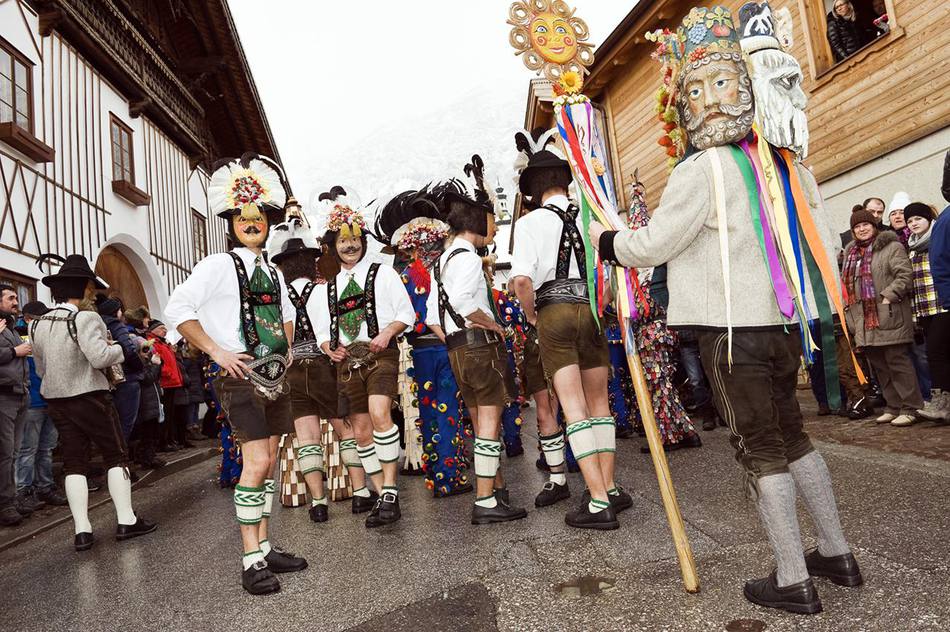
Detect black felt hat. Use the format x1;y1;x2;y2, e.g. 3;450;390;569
270;237;321;265
518;150;572;196
40;254;107;290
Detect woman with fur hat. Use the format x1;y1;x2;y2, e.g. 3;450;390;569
904;203;950;421
842;210;922;426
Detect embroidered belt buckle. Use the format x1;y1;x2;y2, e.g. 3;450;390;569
246;353;289;400
291;340;322;361
343;342;376;371
536;279;590;309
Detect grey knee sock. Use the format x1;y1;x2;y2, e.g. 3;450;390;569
756;473;809;587
788;450;851;558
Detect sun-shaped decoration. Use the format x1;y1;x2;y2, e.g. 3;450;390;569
508;0;594;81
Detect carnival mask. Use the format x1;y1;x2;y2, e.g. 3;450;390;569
335;234;364;266
529;12;578;65
747;48;809;158
678;57;755;150
232;214;268;249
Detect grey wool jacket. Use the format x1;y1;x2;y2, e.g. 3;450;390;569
31;306;124;399
607;147;841;331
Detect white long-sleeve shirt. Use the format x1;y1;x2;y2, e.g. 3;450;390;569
425;236;492;336
314;257;414;347
509;194;585;287
165;247;294;353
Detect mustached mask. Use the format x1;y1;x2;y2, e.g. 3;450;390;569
208;153;289;248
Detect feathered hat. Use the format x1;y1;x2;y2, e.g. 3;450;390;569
208;153;288;221
442;155;496;216
38;253;108;290
266;217;321;265
515;128;572;196
313;185;368;240
375;187;449;252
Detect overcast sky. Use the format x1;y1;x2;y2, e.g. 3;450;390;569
230;1;634;212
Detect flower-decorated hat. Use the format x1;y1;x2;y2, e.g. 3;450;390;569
376;188;449;253
208;153;288;222
313;186;368;240
679;6;742;73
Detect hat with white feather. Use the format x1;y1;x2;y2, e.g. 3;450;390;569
266;217;321;265
208;153;288;222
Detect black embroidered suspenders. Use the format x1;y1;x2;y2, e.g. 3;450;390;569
535;205;590;309
435;249;467;331
327;263;381;350
288;282;321;358
228;252;282;354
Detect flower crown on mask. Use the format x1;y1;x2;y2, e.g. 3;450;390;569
327;204;366;239
208;153;287;221
392;218;449;252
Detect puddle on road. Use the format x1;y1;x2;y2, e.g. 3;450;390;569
725;619;767;632
553;575;616;597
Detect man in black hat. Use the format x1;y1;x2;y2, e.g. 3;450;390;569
165;154;306;595
426;162;528;524
509;143;628;530
0;284;31;526
30;255;156;550
313;186;414;528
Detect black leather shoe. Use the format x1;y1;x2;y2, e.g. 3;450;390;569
471;501;527;525
505;443;524;458
115;517;157;541
351;491;378;514
847;397;873;420
804;549;863;587
0;505;23;526
679;433;703;449
702;417;716;431
74;532;94;552
365;492;400;528
743;571;823;615
535;481;571;507
309;504;328;523
264;546;308;573
493;487;510;506
565;503;619;530
37;486;69;507
242;560;280;595
581;487;633;513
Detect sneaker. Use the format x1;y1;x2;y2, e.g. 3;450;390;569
115;517;157;541
890;414;915;427
264;546;308;573
917;391;950;421
36;485;69;506
875;412;896;424
242;560;280;595
534;481;571;507
565;502;619;530
743;571;822;615
471;501;527;525
0;505;23;527
365;492;401;528
15;489;44;515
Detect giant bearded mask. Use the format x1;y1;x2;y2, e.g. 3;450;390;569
739;2;809;158
674;7;754;151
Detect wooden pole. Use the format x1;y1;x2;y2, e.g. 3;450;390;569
622;325;701;593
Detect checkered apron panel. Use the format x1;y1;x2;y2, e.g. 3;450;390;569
279;434;309;507
399;340;424;472
322;419;353;502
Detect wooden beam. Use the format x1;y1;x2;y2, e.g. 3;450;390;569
37;8;62;37
129;97;152;119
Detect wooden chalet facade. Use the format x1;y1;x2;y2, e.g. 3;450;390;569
523;0;949;228
0;0;279;312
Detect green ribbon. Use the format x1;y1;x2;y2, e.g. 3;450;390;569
579;191;600;327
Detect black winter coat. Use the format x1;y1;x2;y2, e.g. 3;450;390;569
138;361;162;422
826;11;880;62
102;315;144;379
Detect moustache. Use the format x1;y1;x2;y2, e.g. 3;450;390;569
242;226;263;235
684;101;752;132
340;247;361;255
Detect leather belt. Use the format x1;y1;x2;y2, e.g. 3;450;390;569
445;328;501;351
536;279;589;310
407;333;444;349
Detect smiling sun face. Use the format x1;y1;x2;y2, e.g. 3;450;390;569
529;13;577;65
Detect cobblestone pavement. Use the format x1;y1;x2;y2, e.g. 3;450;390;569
1;394;948;632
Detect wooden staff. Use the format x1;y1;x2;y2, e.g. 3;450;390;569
621;323;700;593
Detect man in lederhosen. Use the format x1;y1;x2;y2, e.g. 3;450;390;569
426;160;528;525
313;186;414;528
268;218;377;521
376;188;473;499
510;143;632;530
165;154;306;595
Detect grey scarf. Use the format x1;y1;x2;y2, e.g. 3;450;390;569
907;225;932;253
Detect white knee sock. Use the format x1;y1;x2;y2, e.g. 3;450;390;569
373;426;401;464
64;474;92;534
565;419;597;461
262;479;275;518
107;467;137;526
474;436;502;489
234;484;265;525
296;442;324;475
540;431;567;485
590;416;616;453
339;438;361;469
357;444;382;475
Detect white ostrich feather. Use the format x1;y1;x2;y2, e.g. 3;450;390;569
208;158;287;217
266;217;321;257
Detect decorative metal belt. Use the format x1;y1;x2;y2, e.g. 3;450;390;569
291;340;323;361
246;353;289;400
445;328;501;351
341;342;377;372
536;279;590;309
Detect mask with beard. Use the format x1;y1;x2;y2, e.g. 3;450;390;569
677;54;755;151
738;2;809;158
